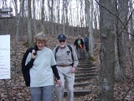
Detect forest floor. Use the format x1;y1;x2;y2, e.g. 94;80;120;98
0;34;134;101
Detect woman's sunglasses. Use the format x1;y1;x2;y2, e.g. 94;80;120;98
59;40;65;43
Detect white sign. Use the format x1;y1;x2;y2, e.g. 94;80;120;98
0;35;10;79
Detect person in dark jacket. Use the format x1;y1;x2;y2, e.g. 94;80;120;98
84;34;89;52
74;35;84;59
21;32;62;101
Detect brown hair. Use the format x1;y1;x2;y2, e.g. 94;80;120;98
34;32;47;46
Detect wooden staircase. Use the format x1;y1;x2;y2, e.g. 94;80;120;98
64;59;97;97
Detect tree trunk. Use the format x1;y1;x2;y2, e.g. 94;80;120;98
85;0;95;57
28;0;33;47
99;0;116;100
115;0;128;81
47;0;55;35
41;0;45;34
33;0;37;35
62;0;65;34
94;6;100;39
19;0;25;39
13;0;24;84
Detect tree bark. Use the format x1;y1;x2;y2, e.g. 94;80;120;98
28;0;33;47
41;0;45;34
85;0;95;57
33;0;37;35
99;0;116;100
115;0;128;81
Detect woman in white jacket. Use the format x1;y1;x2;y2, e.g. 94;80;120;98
22;32;62;101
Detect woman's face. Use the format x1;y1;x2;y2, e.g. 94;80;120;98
36;40;45;50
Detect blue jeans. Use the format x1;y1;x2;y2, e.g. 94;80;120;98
30;85;54;101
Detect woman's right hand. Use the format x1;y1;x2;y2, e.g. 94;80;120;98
57;79;62;86
32;50;36;59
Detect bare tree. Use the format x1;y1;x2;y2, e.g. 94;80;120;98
99;0;116;100
115;0;129;81
13;0;24;84
28;0;33;47
64;0;69;35
47;0;55;35
94;3;100;38
57;0;60;23
19;0;25;38
41;0;45;34
85;0;95;57
33;0;37;35
129;0;134;40
62;0;65;34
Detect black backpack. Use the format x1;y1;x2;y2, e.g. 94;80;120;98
55;45;74;61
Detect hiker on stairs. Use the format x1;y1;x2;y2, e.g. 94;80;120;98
74;35;84;60
53;34;79;101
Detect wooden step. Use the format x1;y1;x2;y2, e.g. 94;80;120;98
75;76;96;82
76;70;96;73
64;89;91;96
79;60;92;63
75;73;98;77
78;64;95;68
76;68;97;72
79;61;94;64
74;82;93;87
77;67;97;71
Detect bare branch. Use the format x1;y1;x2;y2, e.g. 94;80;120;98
95;0;124;27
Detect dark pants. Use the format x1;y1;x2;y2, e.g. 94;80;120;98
76;48;84;59
84;43;89;52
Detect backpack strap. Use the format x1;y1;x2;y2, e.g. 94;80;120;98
55;45;60;60
55;45;74;61
67;45;74;61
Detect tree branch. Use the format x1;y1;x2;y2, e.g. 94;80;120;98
95;0;124;26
